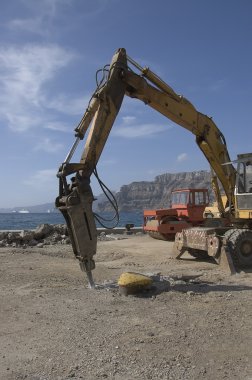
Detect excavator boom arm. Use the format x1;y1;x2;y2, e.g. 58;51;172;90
122;67;236;209
56;49;127;287
56;48;236;286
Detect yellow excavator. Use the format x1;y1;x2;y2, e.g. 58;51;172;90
56;48;252;286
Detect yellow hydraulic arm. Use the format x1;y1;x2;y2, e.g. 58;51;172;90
56;48;236;286
123;55;236;212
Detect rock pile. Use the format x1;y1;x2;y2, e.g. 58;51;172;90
0;224;70;248
0;224;132;248
98;231;127;241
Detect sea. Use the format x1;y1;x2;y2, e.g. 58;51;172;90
0;211;143;230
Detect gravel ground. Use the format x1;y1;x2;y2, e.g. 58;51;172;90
0;234;252;380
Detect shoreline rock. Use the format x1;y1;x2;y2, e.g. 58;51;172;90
0;224;144;248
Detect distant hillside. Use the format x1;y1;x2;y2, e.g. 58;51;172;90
0;194;108;213
0;171;213;213
97;170;213;212
0;203;58;214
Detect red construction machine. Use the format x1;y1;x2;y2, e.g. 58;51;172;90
143;188;209;240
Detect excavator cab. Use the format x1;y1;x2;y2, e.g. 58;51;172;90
174;156;252;271
235;154;252;218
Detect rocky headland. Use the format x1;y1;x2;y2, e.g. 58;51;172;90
97;170;213;212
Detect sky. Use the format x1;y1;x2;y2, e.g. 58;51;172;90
1;0;252;208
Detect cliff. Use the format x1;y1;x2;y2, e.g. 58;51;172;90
96;170;213;212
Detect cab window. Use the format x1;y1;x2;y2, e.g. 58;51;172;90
237;161;252;193
172;191;189;205
194;191;205;205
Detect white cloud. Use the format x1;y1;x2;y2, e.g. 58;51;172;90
23;169;57;187
33;138;64;153
121;116;137;125
7;0;70;35
177;153;188;162
47;94;89;116
20;0;65;14
8;17;46;36
113;118;171;139
113;124;163;138
0;44;75;132
7;0;114;36
22;167;59;203
146;168;168;177
45;122;71;133
99;158;117;166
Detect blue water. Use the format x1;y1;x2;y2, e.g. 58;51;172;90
0;212;143;230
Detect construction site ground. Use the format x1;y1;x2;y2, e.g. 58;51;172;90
1;234;252;380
